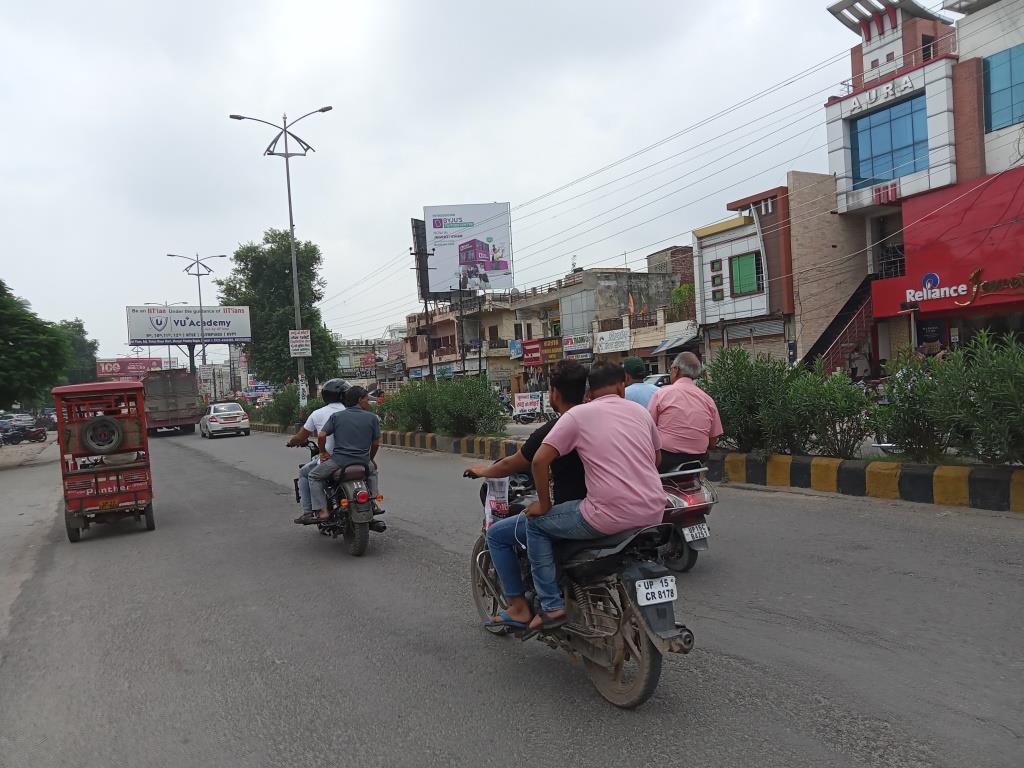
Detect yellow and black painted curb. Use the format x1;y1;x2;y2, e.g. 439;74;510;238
706;451;1023;513
255;424;1022;514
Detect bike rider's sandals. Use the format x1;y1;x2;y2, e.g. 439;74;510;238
294;512;318;525
485;610;531;630
532;612;568;632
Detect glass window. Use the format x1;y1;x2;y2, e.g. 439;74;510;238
851;93;929;189
729;252;764;296
212;404;243;414
984;43;1024;132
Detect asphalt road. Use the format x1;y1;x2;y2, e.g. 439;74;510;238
0;430;1021;768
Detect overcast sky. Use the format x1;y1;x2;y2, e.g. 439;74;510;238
0;0;872;360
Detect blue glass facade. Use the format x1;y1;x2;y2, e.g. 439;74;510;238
851;94;929;190
984;43;1024;132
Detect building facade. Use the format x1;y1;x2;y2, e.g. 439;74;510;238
824;0;1024;367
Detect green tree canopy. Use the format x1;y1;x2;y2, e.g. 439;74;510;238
216;229;339;386
56;318;100;385
0;280;71;409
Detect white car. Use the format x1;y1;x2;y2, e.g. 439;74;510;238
199;402;250;438
644;373;671;387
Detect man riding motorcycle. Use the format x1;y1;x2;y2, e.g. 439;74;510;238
287;378;349;525
464;359;589;630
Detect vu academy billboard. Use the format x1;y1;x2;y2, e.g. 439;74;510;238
424;202;513;292
126;306;252;345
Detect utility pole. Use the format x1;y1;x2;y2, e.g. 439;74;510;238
477;294;484;379
168;253;226;388
458;290;467;374
423;298;435;379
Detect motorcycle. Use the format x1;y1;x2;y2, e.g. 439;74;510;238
292;441;386;556
468;473;695;709
14;425;48;443
0;426;23;445
658;464;718;573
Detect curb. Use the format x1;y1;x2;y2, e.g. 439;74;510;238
255;423;1023;514
708;450;1023;513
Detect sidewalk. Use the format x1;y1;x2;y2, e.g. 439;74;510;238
0;441;62;646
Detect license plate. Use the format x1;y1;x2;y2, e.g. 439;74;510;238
635;576;677;606
98;499;118;510
683;522;710;542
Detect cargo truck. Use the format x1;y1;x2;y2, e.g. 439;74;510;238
141;369;204;434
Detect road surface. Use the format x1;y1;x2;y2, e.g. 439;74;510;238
0;430;1021;767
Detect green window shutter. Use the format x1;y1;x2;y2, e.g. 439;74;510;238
731;253;757;295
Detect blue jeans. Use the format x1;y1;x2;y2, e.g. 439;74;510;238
486;513;528;600
527;499;600;613
298;459;318;513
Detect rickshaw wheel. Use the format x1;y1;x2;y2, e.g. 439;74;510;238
143;504;156;531
65;509;81;543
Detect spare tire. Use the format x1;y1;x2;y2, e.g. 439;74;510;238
80;416;124;454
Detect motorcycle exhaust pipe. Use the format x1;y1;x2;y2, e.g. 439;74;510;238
669;624;695;654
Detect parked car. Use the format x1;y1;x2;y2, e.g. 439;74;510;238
9;413;35;427
199;402;250;438
645;373;671;387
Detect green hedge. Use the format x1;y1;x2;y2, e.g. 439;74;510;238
702;333;1024;465
253;384;324;428
377;378;504;437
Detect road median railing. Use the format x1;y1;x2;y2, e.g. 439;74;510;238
254;423;1023;513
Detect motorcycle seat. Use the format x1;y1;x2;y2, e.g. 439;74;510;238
555;528;641;561
330;464;367;483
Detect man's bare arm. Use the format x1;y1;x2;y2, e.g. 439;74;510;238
465;452;530;479
531;443;560;515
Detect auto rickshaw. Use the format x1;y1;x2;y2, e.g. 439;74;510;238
52;381;155;542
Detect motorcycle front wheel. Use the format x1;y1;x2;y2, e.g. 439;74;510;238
470;535;510;636
584;607;662;709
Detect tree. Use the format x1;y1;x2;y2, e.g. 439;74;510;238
216;229;340;386
56;318;99;384
0;279;71;409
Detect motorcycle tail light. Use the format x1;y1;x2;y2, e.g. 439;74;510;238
355;490;370;504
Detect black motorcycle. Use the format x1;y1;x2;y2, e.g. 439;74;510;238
658;464;718;573
468;473;694;709
292;441;385;556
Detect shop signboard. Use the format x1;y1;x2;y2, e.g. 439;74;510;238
562;334;592;352
289;330;311;358
96;358;163;378
522;339;542;367
565;350;594;362
508;339;523;359
514;392;542;415
595;327;630;354
540;337;563;364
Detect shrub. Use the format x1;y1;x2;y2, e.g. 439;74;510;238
805;361;874;459
377;377;504;436
256;385;323;428
872;353;954;463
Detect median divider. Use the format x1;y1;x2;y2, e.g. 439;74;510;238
259;424;1023;514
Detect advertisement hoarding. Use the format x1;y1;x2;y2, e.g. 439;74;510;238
540;337;563;364
562;334;592;352
424;203;513;293
508;339;523;360
96;358;164;378
514;392;542;415
127;306;251;345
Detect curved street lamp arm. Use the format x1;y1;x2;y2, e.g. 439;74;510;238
229;115;284;131
288;108;328;127
265;129;315;157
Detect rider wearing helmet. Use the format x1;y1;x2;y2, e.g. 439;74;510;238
287;378;350;525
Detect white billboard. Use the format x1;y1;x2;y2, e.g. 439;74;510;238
424;202;513;292
127;306;252;345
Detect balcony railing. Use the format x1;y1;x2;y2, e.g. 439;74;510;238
487;338;510;349
665;304;696;323
628;312;658;329
598;317;623;332
837;30;958;96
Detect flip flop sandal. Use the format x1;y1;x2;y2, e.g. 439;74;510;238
485;610;532;630
535;612;568;632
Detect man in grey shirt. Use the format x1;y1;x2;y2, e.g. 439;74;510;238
306;386;381;523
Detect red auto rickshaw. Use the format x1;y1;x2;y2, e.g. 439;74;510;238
52;381;156;542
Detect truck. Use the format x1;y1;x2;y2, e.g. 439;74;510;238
141;369;204;435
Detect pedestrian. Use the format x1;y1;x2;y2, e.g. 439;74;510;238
622;356;658;407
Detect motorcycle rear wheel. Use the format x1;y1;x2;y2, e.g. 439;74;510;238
662;529;698;572
470;535;510;636
346;520;369;556
584;610;662;709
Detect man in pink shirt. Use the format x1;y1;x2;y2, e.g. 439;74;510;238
525;361;667;631
647;351;723;471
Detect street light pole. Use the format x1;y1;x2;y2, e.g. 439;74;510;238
229;105;331;406
168;253;226;385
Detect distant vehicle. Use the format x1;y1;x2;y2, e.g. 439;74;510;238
7;413;35;427
645;373;671;387
199;402;250;438
142;370;204;435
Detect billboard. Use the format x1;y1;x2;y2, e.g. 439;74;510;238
127;306;251;345
424;203;513;292
96;358;164;378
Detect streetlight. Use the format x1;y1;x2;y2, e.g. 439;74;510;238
145;300;188;368
167;253;227;371
229;105;332;404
